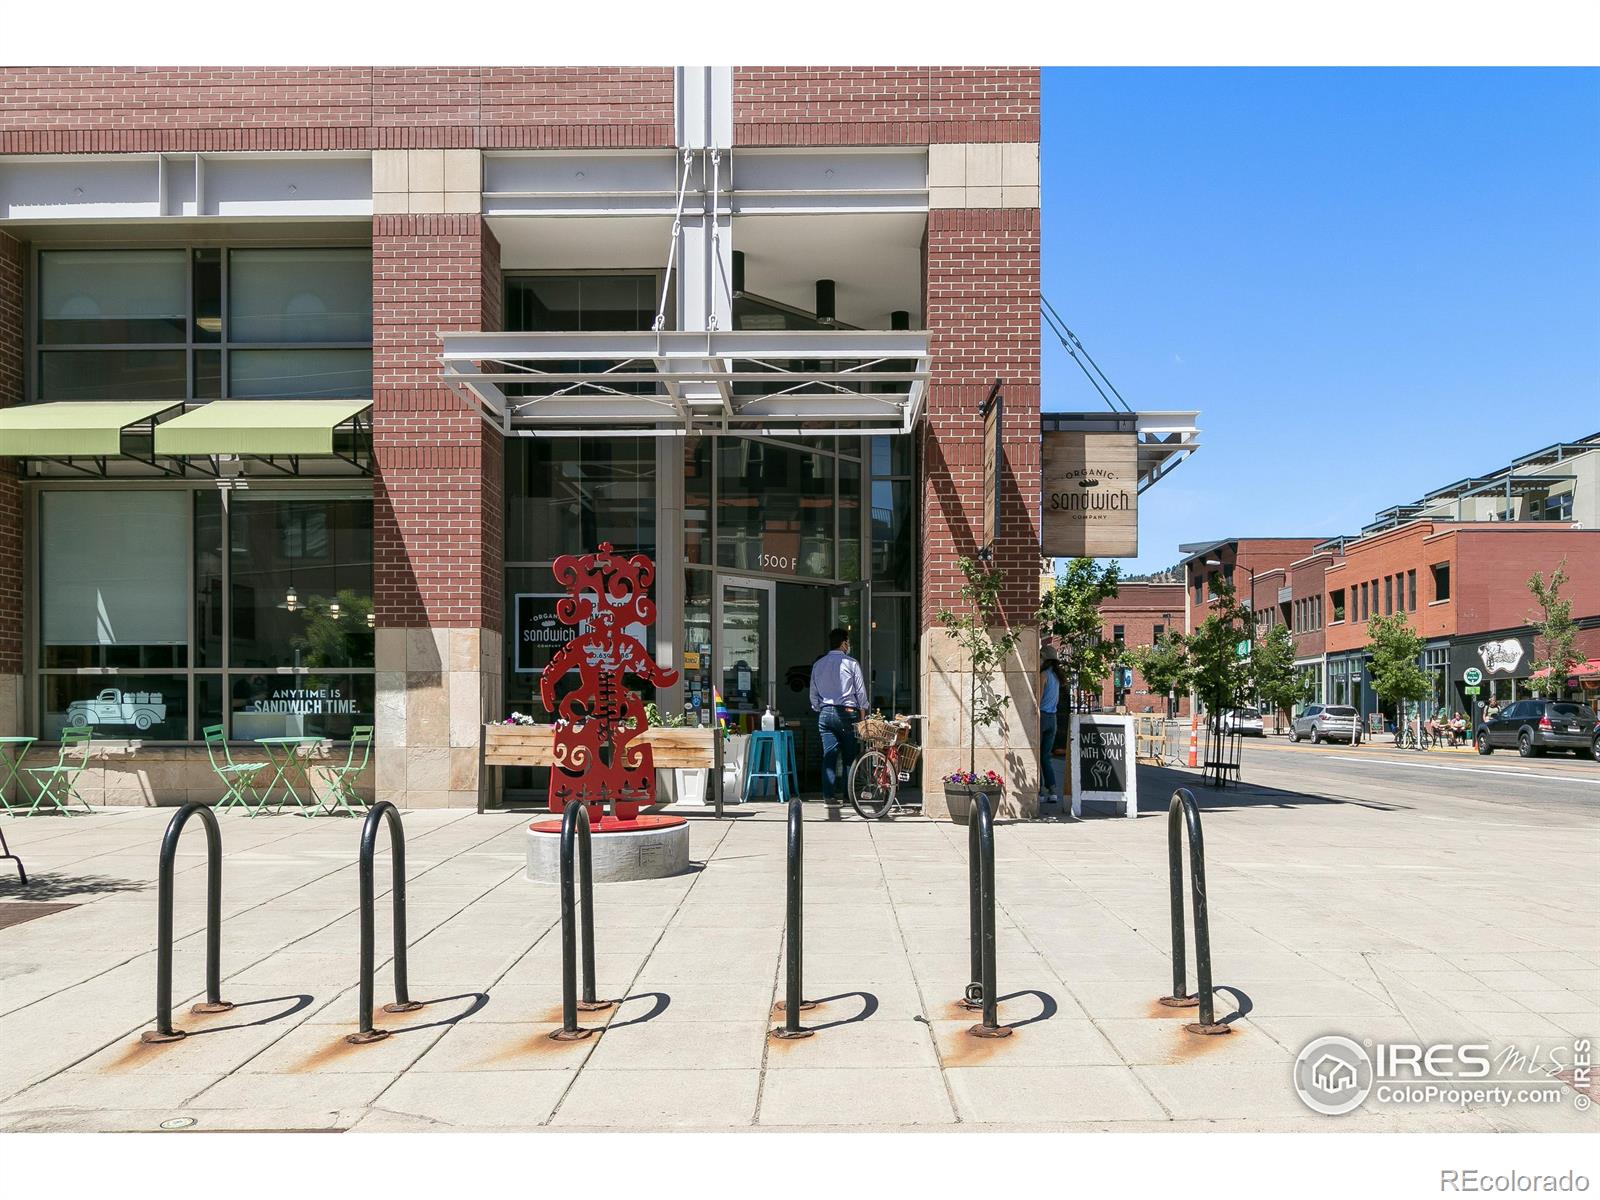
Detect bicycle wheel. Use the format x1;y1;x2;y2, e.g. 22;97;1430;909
848;750;895;819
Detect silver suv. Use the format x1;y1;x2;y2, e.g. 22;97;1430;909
1290;703;1361;745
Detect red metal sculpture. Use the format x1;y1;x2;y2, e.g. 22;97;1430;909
540;543;679;825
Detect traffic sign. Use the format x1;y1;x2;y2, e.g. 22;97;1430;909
1235;639;1251;658
1463;667;1483;686
1464;685;1481;696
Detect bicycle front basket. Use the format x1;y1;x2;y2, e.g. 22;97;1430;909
855;717;901;748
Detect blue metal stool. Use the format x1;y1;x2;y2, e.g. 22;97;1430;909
742;730;799;802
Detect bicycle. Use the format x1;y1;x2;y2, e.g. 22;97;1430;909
847;713;925;820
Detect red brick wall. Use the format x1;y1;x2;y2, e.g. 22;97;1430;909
1453;528;1600;635
372;214;503;632
1324;523;1465;652
920;207;1041;631
0;232;21;674
1289;552;1334;658
1092;583;1190;714
733;67;1039;145
0;67;676;152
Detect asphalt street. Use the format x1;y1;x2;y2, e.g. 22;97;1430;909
1218;736;1600;820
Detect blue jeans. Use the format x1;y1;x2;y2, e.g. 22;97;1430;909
818;705;859;800
1040;711;1058;793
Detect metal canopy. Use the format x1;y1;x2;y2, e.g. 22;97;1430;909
1040;409;1201;494
440;329;929;438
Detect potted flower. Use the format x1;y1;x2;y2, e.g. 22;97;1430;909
940;768;1004;825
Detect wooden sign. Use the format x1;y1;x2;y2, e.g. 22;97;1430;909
1042;430;1138;558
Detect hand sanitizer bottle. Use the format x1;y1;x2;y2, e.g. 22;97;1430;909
761;704;777;731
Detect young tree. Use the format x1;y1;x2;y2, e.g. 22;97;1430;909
1365;612;1430;724
1250;622;1302;728
1528;559;1579;698
937;555;1026;774
1126;628;1192;715
1187;578;1253;721
1036;557;1122;712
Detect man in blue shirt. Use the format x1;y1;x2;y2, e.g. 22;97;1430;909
809;627;868;804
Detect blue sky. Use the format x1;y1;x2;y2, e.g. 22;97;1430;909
1040;68;1600;575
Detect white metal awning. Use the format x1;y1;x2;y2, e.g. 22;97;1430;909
1040;409;1201;493
440;329;929;438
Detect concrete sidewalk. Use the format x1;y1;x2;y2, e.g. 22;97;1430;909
0;765;1594;1133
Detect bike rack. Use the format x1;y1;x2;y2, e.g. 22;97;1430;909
550;799;614;1041
0;827;24;884
959;790;1011;1039
770;792;816;1039
142;803;234;1043
347;801;425;1045
1158;787;1231;1036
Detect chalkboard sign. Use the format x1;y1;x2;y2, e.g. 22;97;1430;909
1069;713;1137;819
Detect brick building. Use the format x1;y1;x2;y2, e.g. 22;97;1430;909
0;66;1046;815
1090;581;1190;715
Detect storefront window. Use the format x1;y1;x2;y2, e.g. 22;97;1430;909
505;439;656;564
37;486;372;742
716;440;835;579
229;494;373;670
684;438;711;564
40;491;189;669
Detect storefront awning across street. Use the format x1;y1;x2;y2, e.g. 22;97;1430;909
439;329;930;437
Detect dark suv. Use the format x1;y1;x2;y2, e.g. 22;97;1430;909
1475;699;1597;758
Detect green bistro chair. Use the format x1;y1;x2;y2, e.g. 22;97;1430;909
203;724;271;816
311;725;373;817
23;726;94;815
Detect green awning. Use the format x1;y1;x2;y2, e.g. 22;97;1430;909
0;401;178;457
153;400;372;457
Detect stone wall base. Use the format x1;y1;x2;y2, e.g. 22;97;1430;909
919;626;1040;820
375;625;501;809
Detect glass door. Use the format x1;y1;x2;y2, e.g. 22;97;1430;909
716;577;775;733
830;580;869;707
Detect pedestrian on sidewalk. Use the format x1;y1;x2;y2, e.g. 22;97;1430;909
1039;646;1069;804
810;627;867;805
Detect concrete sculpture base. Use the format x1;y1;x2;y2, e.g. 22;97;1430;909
525;814;691;883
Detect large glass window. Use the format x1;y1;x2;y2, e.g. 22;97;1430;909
716;440;835;579
35;245;371;403
37;486;372;741
228;494;374;670
505;439;656;564
40;491;189;669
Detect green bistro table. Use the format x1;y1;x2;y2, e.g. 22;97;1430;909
254;737;327;817
0;736;37;814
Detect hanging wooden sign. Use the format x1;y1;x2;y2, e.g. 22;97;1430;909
1042;429;1138;558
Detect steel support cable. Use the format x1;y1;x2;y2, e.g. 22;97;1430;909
1040;294;1134;414
654;149;696;333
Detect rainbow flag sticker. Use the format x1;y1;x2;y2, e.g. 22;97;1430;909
713;688;728;727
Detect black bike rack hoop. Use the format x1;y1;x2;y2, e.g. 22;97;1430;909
0;826;25;884
960;790;1011;1039
550;799;614;1042
1158;787;1231;1036
770;792;816;1039
142;803;234;1043
347;801;425;1045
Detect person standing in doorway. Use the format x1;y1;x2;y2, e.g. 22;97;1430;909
810;627;867;805
1039;647;1068;806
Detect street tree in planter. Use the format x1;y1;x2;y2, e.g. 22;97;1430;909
1126;628;1192;717
1365;612;1430;735
1250;622;1302;731
1527;559;1579;698
1187;579;1253;781
1037;557;1122;711
936;555;1025;781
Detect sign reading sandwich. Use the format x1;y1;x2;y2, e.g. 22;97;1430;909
1042;429;1138;558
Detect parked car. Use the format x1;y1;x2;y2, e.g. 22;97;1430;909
1475;699;1597;758
1289;703;1361;745
1221;707;1265;736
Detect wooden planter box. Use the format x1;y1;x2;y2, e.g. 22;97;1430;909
482;724;717;769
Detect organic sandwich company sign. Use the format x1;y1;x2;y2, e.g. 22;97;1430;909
1042;429;1138;558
